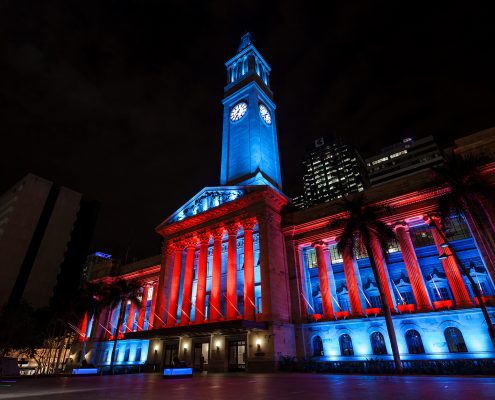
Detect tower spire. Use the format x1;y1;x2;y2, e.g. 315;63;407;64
237;32;253;53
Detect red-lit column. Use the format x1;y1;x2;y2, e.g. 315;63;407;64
167;242;184;327
195;232;210;324
125;301;137;332
426;216;472;307
148;283;158;328
137;285;149;331
79;312;88;342
243;218;257;321
154;244;175;328
312;241;335;319
226;222;240;320
210;227;224;322
180;238;197;326
370;236;397;311
342;249;364;317
394;223;433;311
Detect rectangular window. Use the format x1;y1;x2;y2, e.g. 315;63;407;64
369;295;381;308
433;286;451;301
410;225;435;248
444;215;471;241
329;244;343;264
306;249;317;269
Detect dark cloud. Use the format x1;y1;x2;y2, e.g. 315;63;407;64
1;1;494;259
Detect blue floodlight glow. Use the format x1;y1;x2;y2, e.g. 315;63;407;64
95;252;112;259
72;368;98;375
163;368;193;377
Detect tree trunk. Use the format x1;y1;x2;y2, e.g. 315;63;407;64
430;216;495;347
467;200;495;283
364;240;403;373
110;301;125;374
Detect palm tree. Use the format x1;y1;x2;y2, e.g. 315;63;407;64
330;196;403;372
106;279;142;374
434;153;495;279
430;154;495;345
70;281;106;365
425;215;495;347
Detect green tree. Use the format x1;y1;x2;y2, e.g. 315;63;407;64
105;279;142;374
330;196;402;372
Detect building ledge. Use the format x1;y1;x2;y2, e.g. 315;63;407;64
124;319;268;339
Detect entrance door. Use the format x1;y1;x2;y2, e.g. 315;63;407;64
228;340;246;371
193;342;209;371
163;344;179;367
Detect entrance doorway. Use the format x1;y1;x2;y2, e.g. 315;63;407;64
228;340;246;371
163;344;179;367
193;342;209;371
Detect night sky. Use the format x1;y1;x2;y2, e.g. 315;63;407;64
1;1;494;261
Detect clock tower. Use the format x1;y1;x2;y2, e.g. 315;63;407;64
220;33;283;190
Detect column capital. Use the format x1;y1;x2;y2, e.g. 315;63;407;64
241;217;257;231
311;240;327;249
184;236;198;248
211;227;225;240
172;240;186;252
162;243;176;256
392;221;409;233
423;214;442;228
226;222;241;236
198;231;211;244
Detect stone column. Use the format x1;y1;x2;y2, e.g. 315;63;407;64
180;238;198;326
125;301;137;332
312;241;335;320
137;285;149;331
369;236;397;311
226;222;240;320
394;223;433;311
148;283;158;328
210;227;225;321
79;312;88;342
243;218;257;321
426;216;472;307
167;242;185;327
154;244;175;328
195;232;210;324
323;246;338;308
342;249;364;316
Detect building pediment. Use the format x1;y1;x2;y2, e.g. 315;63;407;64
155;185;288;237
161;186;249;226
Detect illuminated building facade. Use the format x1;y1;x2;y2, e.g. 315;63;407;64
366;136;444;186
69;36;495;372
296;137;368;209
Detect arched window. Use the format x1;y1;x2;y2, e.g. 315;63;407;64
405;330;425;354
444;327;468;353
370;332;387;355
339;334;354;356
313;336;324;357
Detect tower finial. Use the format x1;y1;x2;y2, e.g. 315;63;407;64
237;32;253;52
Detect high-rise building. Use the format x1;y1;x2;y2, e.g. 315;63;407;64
296;137;368;208
365;136;444;186
0;173;99;309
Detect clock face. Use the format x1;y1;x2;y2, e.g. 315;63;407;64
259;104;272;125
230;102;248;122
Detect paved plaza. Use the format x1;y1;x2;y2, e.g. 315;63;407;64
1;373;494;400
